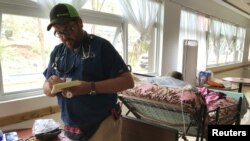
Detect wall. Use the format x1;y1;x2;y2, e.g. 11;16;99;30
0;95;62;130
213;66;250;79
243;67;250;78
214;69;244;79
0;113;61;131
243;28;250;62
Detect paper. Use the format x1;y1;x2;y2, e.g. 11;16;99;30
51;80;81;94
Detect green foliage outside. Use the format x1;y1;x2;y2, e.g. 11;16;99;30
128;39;149;67
0;14;53;75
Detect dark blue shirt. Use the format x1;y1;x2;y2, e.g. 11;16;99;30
43;33;129;131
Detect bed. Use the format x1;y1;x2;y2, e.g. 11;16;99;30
119;75;246;141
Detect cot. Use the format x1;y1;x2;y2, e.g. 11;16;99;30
119;78;243;141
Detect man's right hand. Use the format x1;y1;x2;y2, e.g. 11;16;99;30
43;75;65;97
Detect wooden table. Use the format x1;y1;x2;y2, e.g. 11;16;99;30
201;84;238;91
222;77;250;93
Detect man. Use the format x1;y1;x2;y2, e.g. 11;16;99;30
43;3;134;141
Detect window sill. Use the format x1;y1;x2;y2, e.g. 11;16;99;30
208;63;250;74
0;89;44;103
0;90;58;120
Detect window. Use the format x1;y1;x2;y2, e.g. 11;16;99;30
207;20;246;66
82;0;122;15
179;10;246;70
127;24;157;74
84;24;123;57
0;14;56;93
123;0;161;75
0;0;162;101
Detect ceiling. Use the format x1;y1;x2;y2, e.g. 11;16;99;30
220;0;250;19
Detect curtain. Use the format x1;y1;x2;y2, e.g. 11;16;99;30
223;23;236;47
180;11;246;67
209;19;245;64
179;10;208;72
235;27;246;61
236;28;246;51
209;19;222;64
117;0;160;41
223;23;236;57
37;0;88;16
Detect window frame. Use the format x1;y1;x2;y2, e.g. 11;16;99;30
180;10;246;70
0;1;124;101
206;20;246;67
0;0;162;101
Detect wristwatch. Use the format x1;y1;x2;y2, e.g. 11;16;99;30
89;82;96;95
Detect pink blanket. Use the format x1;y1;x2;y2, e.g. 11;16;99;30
120;82;203;112
198;87;237;117
120;83;238;116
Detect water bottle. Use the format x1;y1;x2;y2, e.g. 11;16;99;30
199;71;206;86
0;130;3;141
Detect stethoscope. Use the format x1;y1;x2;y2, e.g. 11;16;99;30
52;35;95;78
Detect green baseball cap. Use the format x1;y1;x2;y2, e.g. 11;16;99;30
47;3;79;31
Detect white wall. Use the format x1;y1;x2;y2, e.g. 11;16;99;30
0;95;62;130
0;113;61;131
243;28;250;63
214;66;250;79
214;69;244;79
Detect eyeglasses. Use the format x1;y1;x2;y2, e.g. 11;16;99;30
54;22;76;38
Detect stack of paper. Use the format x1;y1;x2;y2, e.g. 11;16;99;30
51;80;81;94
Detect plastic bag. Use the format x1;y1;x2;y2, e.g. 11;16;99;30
32;119;60;135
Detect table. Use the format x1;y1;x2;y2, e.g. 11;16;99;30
201;84;238;91
222;77;250;93
4;128;68;141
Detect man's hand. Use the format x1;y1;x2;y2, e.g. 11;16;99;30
62;81;91;98
43;75;65;97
